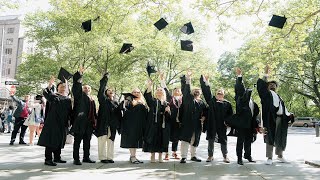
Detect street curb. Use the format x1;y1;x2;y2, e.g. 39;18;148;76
305;161;320;168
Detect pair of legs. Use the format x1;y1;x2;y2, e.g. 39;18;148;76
151;152;164;163
73;129;93;162
44;146;66;166
28;125;41;145
207;139;228;161
236;129;253;159
10;117;28;145
266;143;283;159
180;133;200;162
98;127;114;162
165;141;180;160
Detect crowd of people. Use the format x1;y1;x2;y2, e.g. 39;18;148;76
2;65;294;167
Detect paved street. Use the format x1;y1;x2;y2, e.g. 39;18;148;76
0;127;319;180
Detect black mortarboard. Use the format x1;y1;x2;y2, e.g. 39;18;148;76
154;18;168;30
146;62;157;77
81;19;92;32
119;43;134;53
58;67;73;83
122;93;138;99
180;40;193;51
180;22;194;35
35;95;43;100
269;15;287;29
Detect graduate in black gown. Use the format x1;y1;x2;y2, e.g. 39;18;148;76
160;73;182;160
179;71;207;163
71;67;97;165
120;88;148;164
257;65;293;165
200;75;233;163
143;79;171;163
38;76;72;166
233;67;260;165
96;72;121;163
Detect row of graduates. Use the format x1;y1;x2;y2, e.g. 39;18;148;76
38;65;290;166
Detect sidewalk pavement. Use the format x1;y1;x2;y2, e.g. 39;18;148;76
0;127;319;180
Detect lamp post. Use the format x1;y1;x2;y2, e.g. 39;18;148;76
0;25;5;87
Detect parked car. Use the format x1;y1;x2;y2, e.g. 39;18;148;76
291;117;320;127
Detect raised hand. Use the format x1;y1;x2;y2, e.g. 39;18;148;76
186;69;192;79
79;66;85;74
48;76;55;88
264;65;270;75
147;79;153;88
235;67;242;76
159;72;165;81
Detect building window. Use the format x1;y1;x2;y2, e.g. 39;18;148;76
7;68;10;75
5;48;12;55
8;58;12;64
7;28;14;34
6;38;13;45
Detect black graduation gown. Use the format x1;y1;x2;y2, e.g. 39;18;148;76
120;100;148;148
257;78;289;150
143;91;171;153
38;87;72;149
179;75;207;147
96;76;121;141
71;72;97;136
164;88;182;143
200;76;233;145
227;77;260;141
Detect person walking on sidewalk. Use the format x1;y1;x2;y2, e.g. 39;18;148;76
9;91;31;145
257;65;294;165
71;66;97;165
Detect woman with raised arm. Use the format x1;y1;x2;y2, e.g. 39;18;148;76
159;73;182;160
120;88;148;164
38;76;72;166
143;79;171;163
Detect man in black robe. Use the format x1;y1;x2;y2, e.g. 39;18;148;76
72;67;97;165
179;72;207;163
38;77;72;166
96;73;120;163
200;75;233;163
257;65;294;165
233;68;260;165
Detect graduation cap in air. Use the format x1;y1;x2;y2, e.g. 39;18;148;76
268;15;287;29
180;22;194;35
81;19;92;32
119;43;134;53
122;93;138;99
146;62;157;77
58;67;73;83
154;18;168;30
180;40;193;51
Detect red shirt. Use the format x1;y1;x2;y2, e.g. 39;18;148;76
20;104;29;118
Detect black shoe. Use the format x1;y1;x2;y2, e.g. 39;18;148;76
45;160;57;166
107;159;114;163
19;141;27;145
244;156;256;163
180;158;187;163
83;158;96;163
9;141;14;145
101;160;109;163
73;160;82;165
237;158;244;165
54;159;67;163
191;156;201;162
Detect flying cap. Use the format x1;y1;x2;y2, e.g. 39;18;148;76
180;40;193;51
119;43;134;53
269;15;287;29
154;18;168;30
58;67;73;83
81;19;92;32
146;62;157;77
180;22;194;35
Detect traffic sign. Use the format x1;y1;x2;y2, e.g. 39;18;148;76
5;81;19;85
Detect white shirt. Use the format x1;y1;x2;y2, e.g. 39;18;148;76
270;90;290;116
249;99;254;117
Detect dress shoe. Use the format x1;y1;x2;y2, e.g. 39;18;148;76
9;141;14;145
19;141;27;145
191;156;201;162
180;158;187;163
244;156;256;163
101;159;114;163
107;159;114;163
172;153;180;160
54;159;67;163
45;160;57;166
73;160;82;165
206;156;214;162
130;157;140;164
83;158;96;163
237;158;244;165
277;157;288;163
223;157;230;163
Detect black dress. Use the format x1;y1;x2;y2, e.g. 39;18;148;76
120;99;148;148
38;88;72;149
143;91;170;153
179;75;207;147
